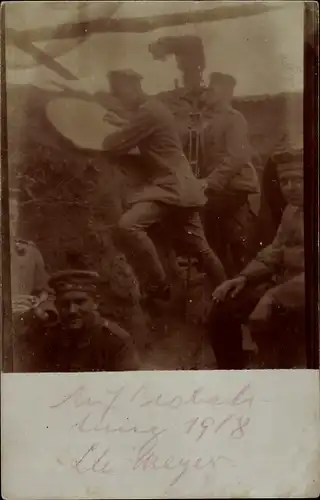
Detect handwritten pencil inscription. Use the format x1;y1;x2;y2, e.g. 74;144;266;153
51;383;254;491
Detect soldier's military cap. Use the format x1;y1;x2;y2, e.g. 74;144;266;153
48;270;100;294
208;72;236;88
272;136;303;172
107;69;143;85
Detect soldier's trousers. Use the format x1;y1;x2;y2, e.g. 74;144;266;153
204;192;256;276
116;201;226;291
206;282;306;369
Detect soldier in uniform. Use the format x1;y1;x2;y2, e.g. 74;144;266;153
15;269;141;372
8;191;58;371
201;72;260;275
102;69;226;302
206;145;304;369
253;155;287;250
9;191;57;320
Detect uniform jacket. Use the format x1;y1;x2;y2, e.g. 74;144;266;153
11;239;57;317
157;87;208;148
102;97;206;208
16;314;140;372
240;205;304;308
202;106;260;195
11;239;49;296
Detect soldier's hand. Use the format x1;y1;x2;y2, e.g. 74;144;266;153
12;295;36;314
32;306;50;322
199;179;209;191
212;276;247;303
104;111;128;128
32;307;59;325
34;299;59;324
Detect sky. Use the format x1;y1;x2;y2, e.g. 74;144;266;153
6;1;304;97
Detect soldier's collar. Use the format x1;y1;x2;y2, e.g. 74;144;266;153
290;204;304;213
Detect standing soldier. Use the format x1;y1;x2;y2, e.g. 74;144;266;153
15;269;141;372
201;72;260;275
102;69;226;303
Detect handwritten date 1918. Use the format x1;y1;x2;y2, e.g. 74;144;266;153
185;415;251;441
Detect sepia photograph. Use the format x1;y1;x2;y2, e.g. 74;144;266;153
1;2;319;499
1;0;315;374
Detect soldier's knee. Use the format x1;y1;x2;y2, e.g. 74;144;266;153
118;214;138;234
207;299;231;325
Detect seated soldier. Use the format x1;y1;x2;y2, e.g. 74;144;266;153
8;190;58;371
9;189;56;320
15;269;141;372
206;145;304;369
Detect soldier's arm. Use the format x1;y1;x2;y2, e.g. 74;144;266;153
104;320;141;371
53;82;96;101
13;308;45;338
32;247;58;320
32;246;49;294
239;207;291;282
205;113;251;191
102;106;156;155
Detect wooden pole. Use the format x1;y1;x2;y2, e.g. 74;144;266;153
1;4;14;372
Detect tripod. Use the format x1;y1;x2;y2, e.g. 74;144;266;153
184;111;202;319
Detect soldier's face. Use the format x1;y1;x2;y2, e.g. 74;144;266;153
57;290;97;330
207;83;231;104
278;166;304;207
112;81;141;108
